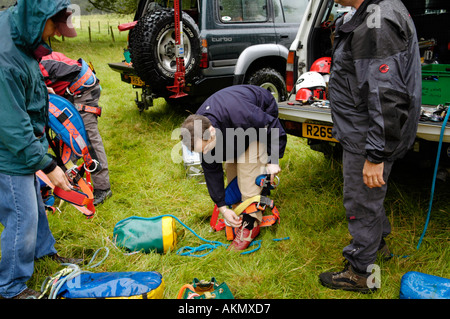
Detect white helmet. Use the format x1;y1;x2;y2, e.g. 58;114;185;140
295;71;326;91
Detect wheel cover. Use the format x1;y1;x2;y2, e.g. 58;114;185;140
259;82;280;101
157;28;192;73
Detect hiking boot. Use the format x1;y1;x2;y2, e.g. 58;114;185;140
48;253;84;265
227;222;260;251
319;263;377;293
10;288;42;299
93;188;112;206
377;239;393;261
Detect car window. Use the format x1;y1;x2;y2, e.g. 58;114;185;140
319;1;350;26
273;0;309;23
219;0;268;23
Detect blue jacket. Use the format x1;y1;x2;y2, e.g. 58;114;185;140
0;0;72;175
196;85;287;207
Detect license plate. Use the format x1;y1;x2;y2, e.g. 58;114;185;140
302;123;337;142
130;76;145;86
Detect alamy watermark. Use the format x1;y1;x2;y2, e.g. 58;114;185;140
171;122;280;165
67;4;81;29
367;264;382;289
366;4;381;29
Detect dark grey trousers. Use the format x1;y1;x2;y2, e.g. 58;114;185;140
342;150;394;272
80;112;110;190
74;85;110;190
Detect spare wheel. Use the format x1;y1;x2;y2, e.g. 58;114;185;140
130;9;201;93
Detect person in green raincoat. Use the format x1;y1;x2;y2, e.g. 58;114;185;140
0;0;81;299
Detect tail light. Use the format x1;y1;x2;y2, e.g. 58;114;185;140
199;38;208;68
286;51;296;93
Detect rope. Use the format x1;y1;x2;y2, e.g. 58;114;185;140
390;105;450;259
416;105;450;250
39;247;109;299
143;214;289;257
169;214;228;257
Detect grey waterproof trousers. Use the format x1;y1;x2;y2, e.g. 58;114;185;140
342;150;394;272
80;112;110;190
74;85;111;191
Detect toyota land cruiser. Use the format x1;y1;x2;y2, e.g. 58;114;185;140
108;0;309;111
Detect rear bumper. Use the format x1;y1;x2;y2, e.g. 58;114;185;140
278;102;450;143
108;62;136;75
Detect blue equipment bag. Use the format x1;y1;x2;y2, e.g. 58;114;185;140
57;271;164;299
400;271;450;299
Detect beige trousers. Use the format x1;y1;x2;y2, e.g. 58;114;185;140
224;141;268;224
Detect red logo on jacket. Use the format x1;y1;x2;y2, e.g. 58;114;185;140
379;64;389;73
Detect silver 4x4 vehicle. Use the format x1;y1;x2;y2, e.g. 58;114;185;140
108;0;309;111
278;0;450;167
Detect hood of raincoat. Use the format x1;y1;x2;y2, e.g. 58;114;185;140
0;0;73;175
8;0;72;53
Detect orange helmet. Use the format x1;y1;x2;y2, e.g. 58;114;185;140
310;57;331;74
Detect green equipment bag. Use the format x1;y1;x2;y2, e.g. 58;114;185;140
113;215;177;254
177;278;234;299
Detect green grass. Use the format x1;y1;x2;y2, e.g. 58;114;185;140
3;14;449;300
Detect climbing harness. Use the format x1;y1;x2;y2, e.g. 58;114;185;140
47;93;100;173
66;59;98;96
38;93;102;218
210;174;281;240
37;168;95;218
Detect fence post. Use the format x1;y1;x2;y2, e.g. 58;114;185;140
110;26;115;42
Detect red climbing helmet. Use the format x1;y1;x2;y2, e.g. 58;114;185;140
310;57;331;74
295;88;313;103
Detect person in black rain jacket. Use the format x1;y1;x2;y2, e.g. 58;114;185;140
319;0;421;293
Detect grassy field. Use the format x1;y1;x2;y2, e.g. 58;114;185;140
4;14;449;300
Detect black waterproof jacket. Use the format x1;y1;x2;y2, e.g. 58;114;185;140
196;85;287;207
329;0;422;164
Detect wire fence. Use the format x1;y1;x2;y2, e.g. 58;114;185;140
58;14;132;43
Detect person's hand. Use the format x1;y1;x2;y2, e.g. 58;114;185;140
47;166;72;191
219;206;242;228
47;87;55;94
363;160;385;188
265;163;281;184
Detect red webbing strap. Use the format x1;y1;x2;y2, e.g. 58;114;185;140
36;170;95;218
260;206;280;227
53;186;89;206
210;204;225;232
60;143;72;165
225;226;235;241
74;103;102;116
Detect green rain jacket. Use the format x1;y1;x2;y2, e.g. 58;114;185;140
0;0;72;175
